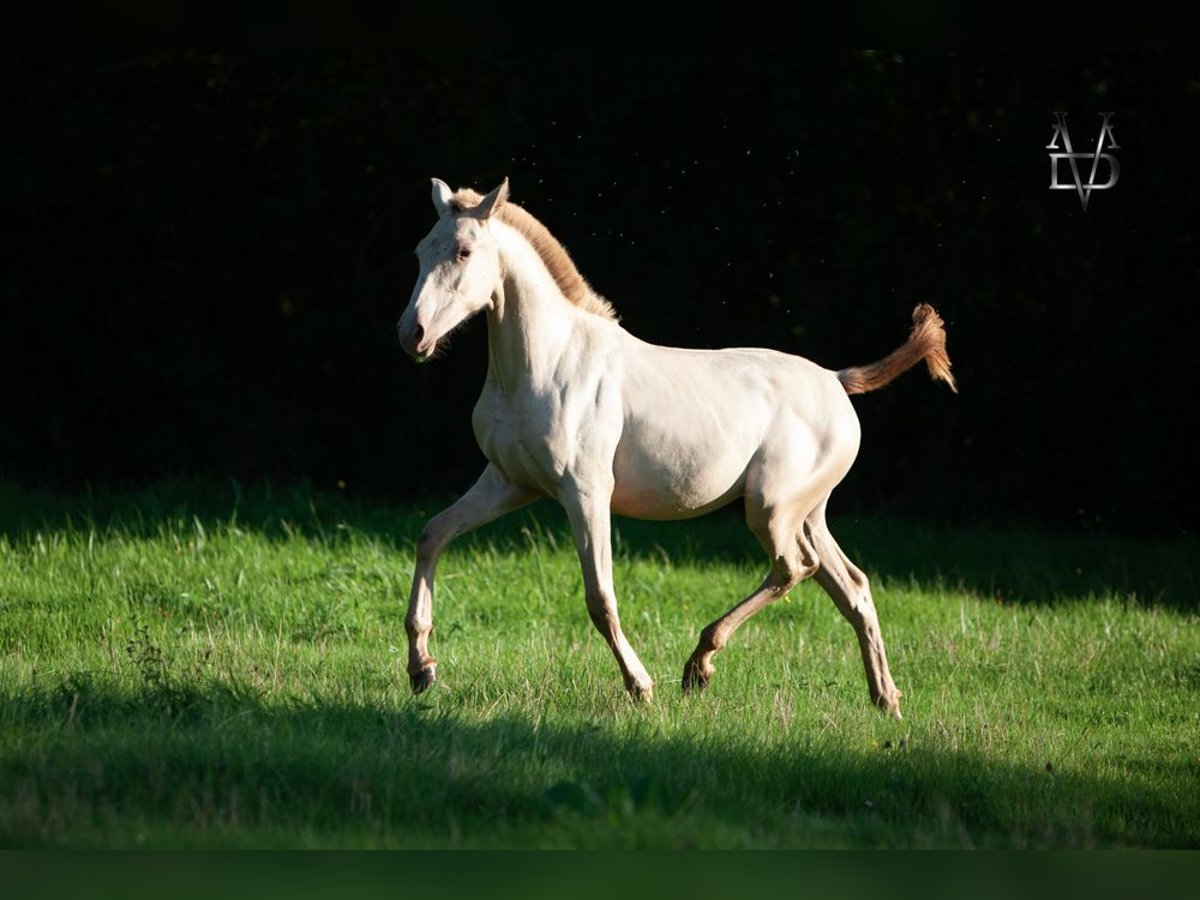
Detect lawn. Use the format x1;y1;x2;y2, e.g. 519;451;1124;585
0;479;1196;848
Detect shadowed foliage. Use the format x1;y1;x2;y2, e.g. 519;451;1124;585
3;683;1195;849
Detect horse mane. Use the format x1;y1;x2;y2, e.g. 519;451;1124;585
450;188;617;322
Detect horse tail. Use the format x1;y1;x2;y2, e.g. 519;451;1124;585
837;303;957;395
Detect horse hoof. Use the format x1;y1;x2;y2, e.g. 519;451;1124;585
681;660;711;693
409;664;437;694
627;682;654;703
875;692;903;720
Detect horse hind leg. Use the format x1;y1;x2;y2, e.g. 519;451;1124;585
805;505;903;718
682;506;819;692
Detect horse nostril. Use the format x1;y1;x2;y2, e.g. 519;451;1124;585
412;323;425;345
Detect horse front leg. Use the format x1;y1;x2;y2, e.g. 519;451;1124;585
406;464;536;693
561;484;654;700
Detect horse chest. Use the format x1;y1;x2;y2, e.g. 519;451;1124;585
472;382;604;494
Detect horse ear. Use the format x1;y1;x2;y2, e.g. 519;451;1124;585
431;178;455;217
473;178;510;220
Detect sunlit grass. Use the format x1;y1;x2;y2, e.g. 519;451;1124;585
0;479;1196;847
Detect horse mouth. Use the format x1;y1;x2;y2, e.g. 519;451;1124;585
413;336;438;362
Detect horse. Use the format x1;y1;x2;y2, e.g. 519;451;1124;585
396;177;955;718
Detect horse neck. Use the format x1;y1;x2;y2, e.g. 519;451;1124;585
486;223;578;390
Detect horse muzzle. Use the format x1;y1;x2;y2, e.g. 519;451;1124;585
397;319;436;362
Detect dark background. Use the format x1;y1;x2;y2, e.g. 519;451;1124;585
3;51;1197;535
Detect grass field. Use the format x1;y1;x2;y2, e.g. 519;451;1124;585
0;478;1196;848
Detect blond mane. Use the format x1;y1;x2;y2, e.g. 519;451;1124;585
450;188;617;322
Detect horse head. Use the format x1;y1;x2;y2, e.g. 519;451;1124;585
397;177;509;362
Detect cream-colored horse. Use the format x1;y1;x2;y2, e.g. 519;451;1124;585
397;178;955;718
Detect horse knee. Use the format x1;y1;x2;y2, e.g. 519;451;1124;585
416;519;449;564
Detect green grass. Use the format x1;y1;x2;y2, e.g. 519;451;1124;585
0;478;1196;848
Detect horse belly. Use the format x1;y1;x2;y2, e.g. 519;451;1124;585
609;430;752;521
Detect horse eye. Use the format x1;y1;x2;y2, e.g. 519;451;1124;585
456;247;472;260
